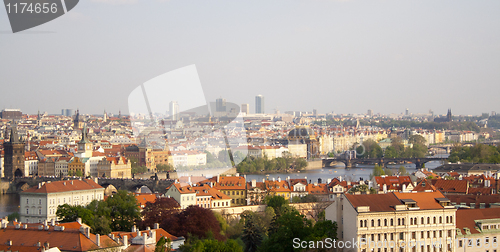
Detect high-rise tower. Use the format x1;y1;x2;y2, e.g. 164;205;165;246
255;95;264;114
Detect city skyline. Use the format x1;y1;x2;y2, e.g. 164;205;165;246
1;1;499;116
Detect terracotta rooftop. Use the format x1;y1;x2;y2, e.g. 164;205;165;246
431;179;468;194
456;208;500;235
393;191;447;210
345;193;402;212
21;179;103;194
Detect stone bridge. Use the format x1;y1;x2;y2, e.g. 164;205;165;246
322;157;447;169
1;177;174;195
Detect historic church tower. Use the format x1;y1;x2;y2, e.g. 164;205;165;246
3;124;26;180
76;124;93;158
74;109;84;129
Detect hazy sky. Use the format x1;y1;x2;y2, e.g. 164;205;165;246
1;0;499;116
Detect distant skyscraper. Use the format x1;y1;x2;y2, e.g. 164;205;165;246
216;97;226;112
447;109;452;122
255;95;264;114
241;104;249;114
170;101;179;120
61;109;73;117
405;108;409;116
492;111;496;116
313;109;317;117
367;109;373;117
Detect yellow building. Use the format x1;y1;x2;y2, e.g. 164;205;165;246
215;176;247;206
68;157;86;176
265;179;291;201
97;156;132;178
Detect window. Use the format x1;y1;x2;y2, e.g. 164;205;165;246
439;216;442;223
378;234;381;241
458;240;463;247
399;233;404;240
410;218;414;225
391;219;394;226
412;232;416;239
372;234;375;241
372;220;375;227
378;219;381;226
439;230;442;238
360;220;363;227
26;198;29;204
448;230;452;237
38;209;41;215
427;217;430;224
427;231;430;238
402;218;405;225
486;237;490;244
385;219;387;226
391;233;394;241
26;208;29;214
476;239;481;247
450;216;453;224
398;218;401;226
433;231;436;238
364;220;367;227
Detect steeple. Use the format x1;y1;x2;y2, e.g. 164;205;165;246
10;123;20;143
79;123;89;144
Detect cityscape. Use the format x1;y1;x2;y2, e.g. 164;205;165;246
2;0;500;251
0;99;500;251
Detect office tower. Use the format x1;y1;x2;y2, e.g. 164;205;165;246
255;95;264;114
405;108;409;116
216;97;226;112
367;109;373;117
170;101;179;120
241;104;249;114
313;109;317;117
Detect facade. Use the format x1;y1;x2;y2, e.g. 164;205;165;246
265;179;292;200
373;176;414;193
0;109;22;119
170;101;179;120
25;151;39;176
164;183;197;209
325;191;457;252
19;179;104;223
38;157;56;177
97;156;132;178
215;176;247;206
68;157;86;176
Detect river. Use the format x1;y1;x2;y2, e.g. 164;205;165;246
0;193;20;219
0;155;448;217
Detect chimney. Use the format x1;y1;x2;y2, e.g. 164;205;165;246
217;174;220;183
154;223;159;229
96;234;101;247
402;184;406;192
131;225;136;232
142;232;147;242
383;184;387;194
51;219;55;226
77;218;82;224
278;177;281;182
123;235;128;246
85;227;90;238
327;179;332;184
7;240;12;246
44;241;50;250
251;179;256;188
272;177;275;182
23;224;28;229
39;225;44;230
38;183;42;189
146;227;151;230
44;220;48;226
262;178;265;183
15;224;21;229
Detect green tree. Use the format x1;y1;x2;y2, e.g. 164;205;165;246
398;166;409;175
156;164;174;172
241;214;263;252
356;139;383;158
155;236;171;252
75;170;83;177
106;190;141;231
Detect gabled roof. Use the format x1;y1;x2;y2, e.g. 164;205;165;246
215;176;246;190
431;179;468;194
306;183;328;195
412;180;437;192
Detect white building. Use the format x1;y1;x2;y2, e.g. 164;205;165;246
20;179;104;223
326;191;456;252
164;183;196;209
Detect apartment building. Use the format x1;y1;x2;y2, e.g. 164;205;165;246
19;179;104;223
326;191;457;252
455;208;500;252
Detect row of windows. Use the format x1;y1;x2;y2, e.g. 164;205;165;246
26;208;42;215
458;237;498;247
222;190;244;196
360;216;454;228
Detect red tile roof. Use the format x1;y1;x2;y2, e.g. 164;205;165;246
393;191;446;210
22;179;103;194
345;193;402;212
0;225;120;252
456;208;500;234
215;176;246;190
431;179;468;194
